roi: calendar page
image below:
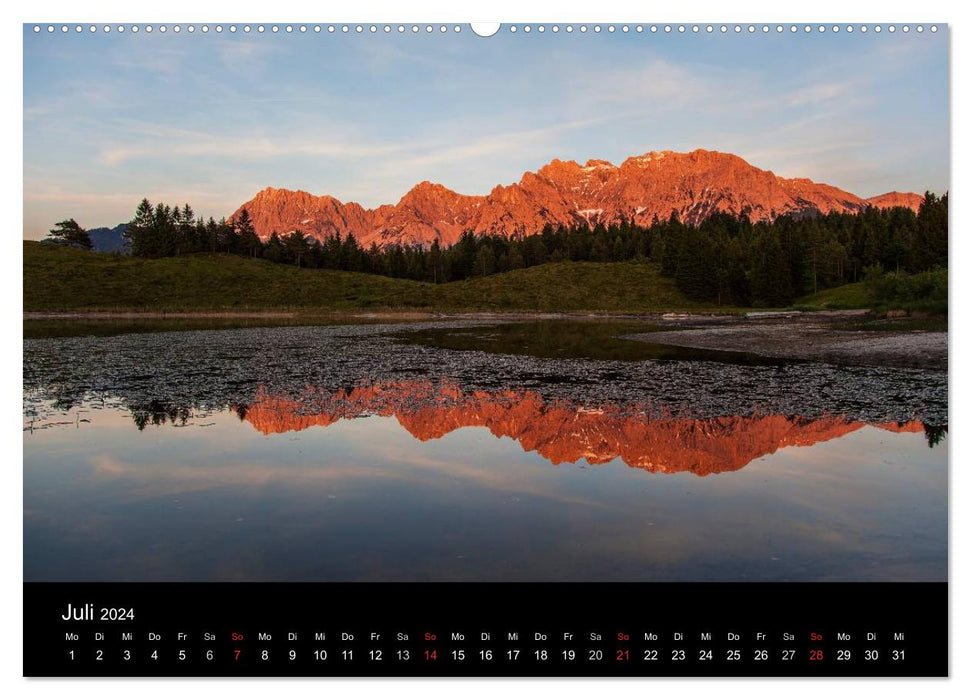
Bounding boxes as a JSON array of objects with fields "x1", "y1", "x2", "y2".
[{"x1": 22, "y1": 20, "x2": 948, "y2": 677}]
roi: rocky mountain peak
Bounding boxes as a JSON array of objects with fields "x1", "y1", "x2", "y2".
[{"x1": 231, "y1": 150, "x2": 923, "y2": 248}]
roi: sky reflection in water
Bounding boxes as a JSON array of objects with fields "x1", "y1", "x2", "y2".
[{"x1": 24, "y1": 397, "x2": 946, "y2": 583}]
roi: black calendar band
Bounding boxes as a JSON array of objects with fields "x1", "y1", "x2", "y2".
[{"x1": 24, "y1": 582, "x2": 947, "y2": 677}]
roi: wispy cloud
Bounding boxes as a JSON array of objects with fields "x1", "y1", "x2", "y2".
[
  {"x1": 370, "y1": 115, "x2": 618, "y2": 179},
  {"x1": 787, "y1": 82, "x2": 850, "y2": 106},
  {"x1": 108, "y1": 43, "x2": 188, "y2": 79},
  {"x1": 94, "y1": 113, "x2": 615, "y2": 180},
  {"x1": 97, "y1": 131, "x2": 411, "y2": 166},
  {"x1": 568, "y1": 57, "x2": 725, "y2": 107},
  {"x1": 214, "y1": 38, "x2": 282, "y2": 76}
]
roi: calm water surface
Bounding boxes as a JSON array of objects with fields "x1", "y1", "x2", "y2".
[{"x1": 23, "y1": 321, "x2": 947, "y2": 582}]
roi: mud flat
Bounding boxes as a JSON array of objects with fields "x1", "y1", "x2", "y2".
[{"x1": 629, "y1": 312, "x2": 947, "y2": 371}]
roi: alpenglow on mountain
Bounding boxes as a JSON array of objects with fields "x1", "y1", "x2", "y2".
[{"x1": 232, "y1": 149, "x2": 923, "y2": 248}]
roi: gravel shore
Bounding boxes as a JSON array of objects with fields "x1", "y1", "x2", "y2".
[{"x1": 629, "y1": 313, "x2": 947, "y2": 370}]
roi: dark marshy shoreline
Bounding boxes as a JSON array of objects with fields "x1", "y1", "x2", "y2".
[{"x1": 23, "y1": 309, "x2": 947, "y2": 370}]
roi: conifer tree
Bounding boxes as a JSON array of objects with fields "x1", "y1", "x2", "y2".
[
  {"x1": 234, "y1": 208, "x2": 261, "y2": 258},
  {"x1": 47, "y1": 218, "x2": 93, "y2": 249},
  {"x1": 124, "y1": 198, "x2": 154, "y2": 256}
]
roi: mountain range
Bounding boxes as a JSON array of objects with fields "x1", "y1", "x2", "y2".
[
  {"x1": 86, "y1": 223, "x2": 129, "y2": 253},
  {"x1": 232, "y1": 149, "x2": 923, "y2": 249}
]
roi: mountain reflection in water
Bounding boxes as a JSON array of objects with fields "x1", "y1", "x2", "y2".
[
  {"x1": 23, "y1": 322, "x2": 947, "y2": 582},
  {"x1": 238, "y1": 382, "x2": 929, "y2": 476}
]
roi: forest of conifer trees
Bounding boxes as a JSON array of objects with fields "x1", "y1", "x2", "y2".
[{"x1": 109, "y1": 193, "x2": 948, "y2": 308}]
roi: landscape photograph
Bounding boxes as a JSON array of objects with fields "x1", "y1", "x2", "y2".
[{"x1": 23, "y1": 24, "x2": 947, "y2": 583}]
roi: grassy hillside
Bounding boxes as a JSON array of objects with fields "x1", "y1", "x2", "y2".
[
  {"x1": 23, "y1": 241, "x2": 698, "y2": 313},
  {"x1": 798, "y1": 268, "x2": 947, "y2": 315},
  {"x1": 797, "y1": 282, "x2": 871, "y2": 310}
]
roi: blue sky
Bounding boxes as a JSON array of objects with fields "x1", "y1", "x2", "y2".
[{"x1": 23, "y1": 25, "x2": 948, "y2": 238}]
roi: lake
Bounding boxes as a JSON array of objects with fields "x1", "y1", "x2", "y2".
[{"x1": 23, "y1": 320, "x2": 948, "y2": 582}]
